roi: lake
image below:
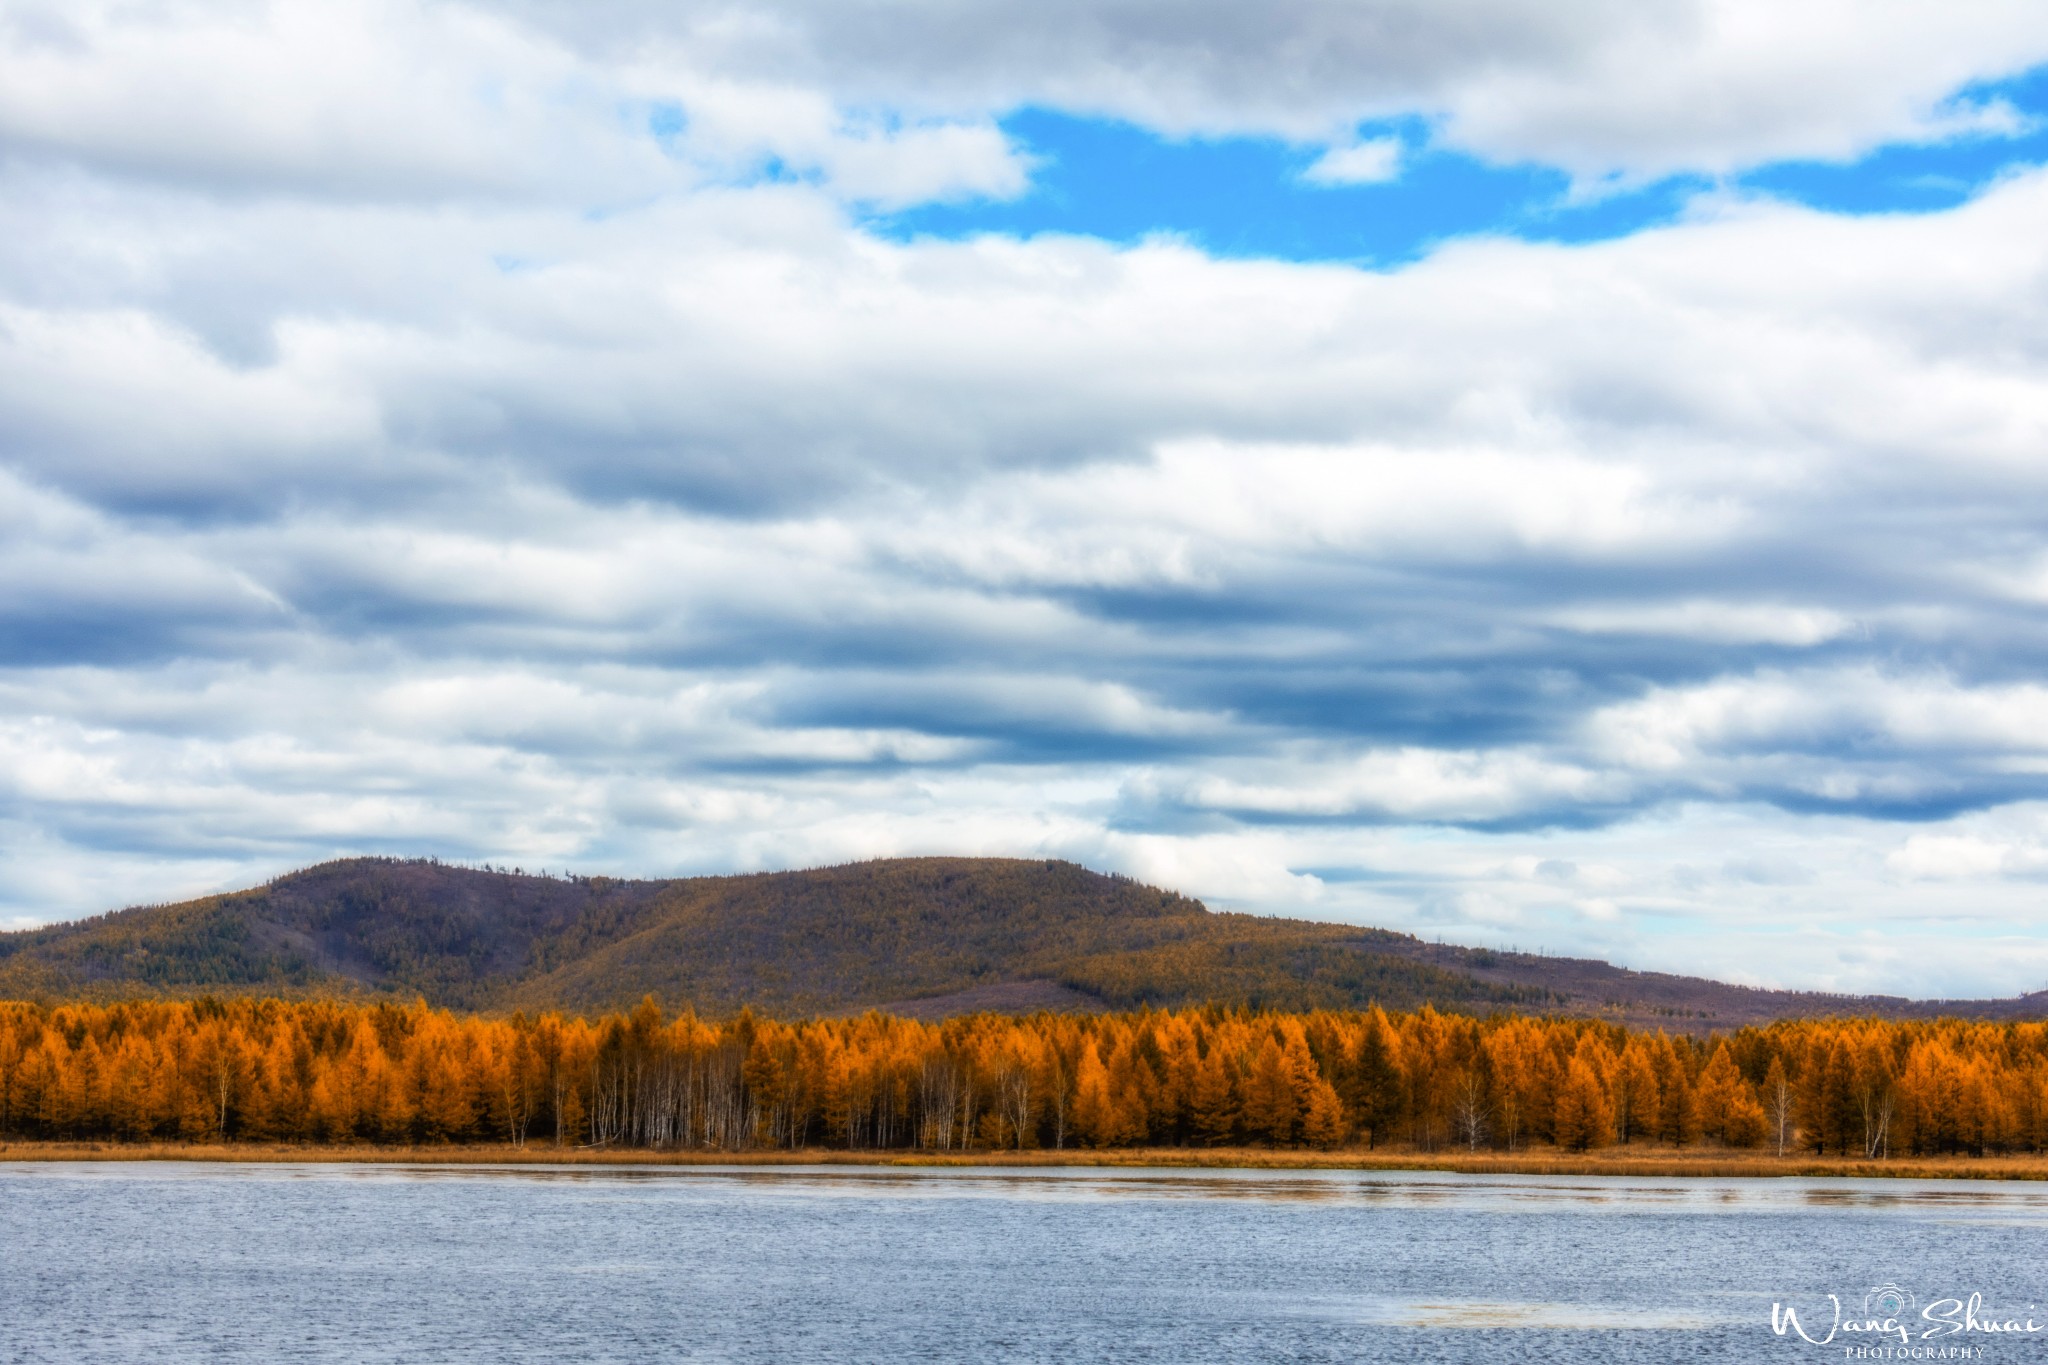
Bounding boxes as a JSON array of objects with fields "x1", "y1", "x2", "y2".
[{"x1": 3, "y1": 1163, "x2": 2045, "y2": 1363}]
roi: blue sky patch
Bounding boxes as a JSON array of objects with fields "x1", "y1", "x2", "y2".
[
  {"x1": 875, "y1": 66, "x2": 2048, "y2": 263},
  {"x1": 1743, "y1": 68, "x2": 2048, "y2": 214}
]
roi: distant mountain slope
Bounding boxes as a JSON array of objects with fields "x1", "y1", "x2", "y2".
[
  {"x1": 2, "y1": 856, "x2": 2041, "y2": 1028},
  {"x1": 0, "y1": 857, "x2": 1511, "y2": 1017}
]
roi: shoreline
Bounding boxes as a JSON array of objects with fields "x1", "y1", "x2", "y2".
[{"x1": 4, "y1": 1141, "x2": 2046, "y2": 1180}]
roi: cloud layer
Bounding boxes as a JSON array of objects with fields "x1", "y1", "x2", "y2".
[{"x1": 4, "y1": 0, "x2": 2048, "y2": 997}]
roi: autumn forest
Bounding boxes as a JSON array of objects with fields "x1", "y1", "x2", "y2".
[{"x1": 6, "y1": 996, "x2": 2048, "y2": 1161}]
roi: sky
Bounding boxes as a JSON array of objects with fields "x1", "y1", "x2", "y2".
[{"x1": 5, "y1": 0, "x2": 2048, "y2": 998}]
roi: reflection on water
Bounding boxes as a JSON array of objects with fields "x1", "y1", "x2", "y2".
[
  {"x1": 3, "y1": 1162, "x2": 2044, "y2": 1363},
  {"x1": 1350, "y1": 1301, "x2": 1724, "y2": 1330},
  {"x1": 92, "y1": 1157, "x2": 2048, "y2": 1211},
  {"x1": 291, "y1": 1160, "x2": 2048, "y2": 1222}
]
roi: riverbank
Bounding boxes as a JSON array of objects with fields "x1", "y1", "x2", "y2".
[{"x1": 5, "y1": 1140, "x2": 2046, "y2": 1180}]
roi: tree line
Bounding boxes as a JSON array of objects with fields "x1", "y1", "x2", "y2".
[{"x1": 0, "y1": 997, "x2": 2041, "y2": 1157}]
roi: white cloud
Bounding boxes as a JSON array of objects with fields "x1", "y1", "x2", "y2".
[
  {"x1": 0, "y1": 0, "x2": 1031, "y2": 208},
  {"x1": 3, "y1": 0, "x2": 2048, "y2": 999},
  {"x1": 1546, "y1": 601, "x2": 1854, "y2": 646},
  {"x1": 1145, "y1": 748, "x2": 1618, "y2": 824},
  {"x1": 503, "y1": 0, "x2": 2048, "y2": 178},
  {"x1": 2, "y1": 0, "x2": 2040, "y2": 210},
  {"x1": 1432, "y1": 0, "x2": 2048, "y2": 177},
  {"x1": 0, "y1": 0, "x2": 633, "y2": 198},
  {"x1": 1588, "y1": 670, "x2": 2048, "y2": 772},
  {"x1": 1302, "y1": 137, "x2": 1403, "y2": 186},
  {"x1": 1887, "y1": 834, "x2": 2020, "y2": 880}
]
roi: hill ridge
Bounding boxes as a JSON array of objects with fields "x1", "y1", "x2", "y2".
[{"x1": 1, "y1": 855, "x2": 2041, "y2": 1030}]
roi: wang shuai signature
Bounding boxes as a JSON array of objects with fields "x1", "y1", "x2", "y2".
[{"x1": 1772, "y1": 1284, "x2": 2044, "y2": 1351}]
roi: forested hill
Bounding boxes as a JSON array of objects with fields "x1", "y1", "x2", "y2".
[
  {"x1": 0, "y1": 857, "x2": 1499, "y2": 1017},
  {"x1": 1, "y1": 856, "x2": 2041, "y2": 1028}
]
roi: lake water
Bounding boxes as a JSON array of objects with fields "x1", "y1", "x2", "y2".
[{"x1": 4, "y1": 1163, "x2": 2046, "y2": 1364}]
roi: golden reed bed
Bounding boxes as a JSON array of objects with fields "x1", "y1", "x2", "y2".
[{"x1": 6, "y1": 1140, "x2": 2048, "y2": 1181}]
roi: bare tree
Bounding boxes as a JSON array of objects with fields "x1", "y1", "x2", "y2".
[
  {"x1": 996, "y1": 1063, "x2": 1032, "y2": 1150},
  {"x1": 194, "y1": 1022, "x2": 242, "y2": 1142},
  {"x1": 497, "y1": 1034, "x2": 537, "y2": 1148},
  {"x1": 1047, "y1": 1052, "x2": 1070, "y2": 1150},
  {"x1": 1862, "y1": 1086, "x2": 1894, "y2": 1160},
  {"x1": 1494, "y1": 1093, "x2": 1521, "y2": 1152},
  {"x1": 1764, "y1": 1062, "x2": 1795, "y2": 1157},
  {"x1": 1451, "y1": 1070, "x2": 1489, "y2": 1152},
  {"x1": 918, "y1": 1057, "x2": 963, "y2": 1149}
]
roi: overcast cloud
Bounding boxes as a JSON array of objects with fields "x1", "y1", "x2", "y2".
[{"x1": 4, "y1": 0, "x2": 2048, "y2": 996}]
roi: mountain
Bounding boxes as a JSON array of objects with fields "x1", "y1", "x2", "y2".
[{"x1": 1, "y1": 856, "x2": 2041, "y2": 1029}]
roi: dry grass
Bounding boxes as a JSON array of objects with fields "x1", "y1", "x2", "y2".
[{"x1": 4, "y1": 1140, "x2": 2047, "y2": 1180}]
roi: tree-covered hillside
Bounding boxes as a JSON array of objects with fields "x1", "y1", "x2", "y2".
[
  {"x1": 4, "y1": 857, "x2": 2037, "y2": 1027},
  {"x1": 0, "y1": 857, "x2": 1526, "y2": 1016}
]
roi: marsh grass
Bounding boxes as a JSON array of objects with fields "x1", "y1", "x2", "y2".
[{"x1": 5, "y1": 1141, "x2": 2046, "y2": 1180}]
